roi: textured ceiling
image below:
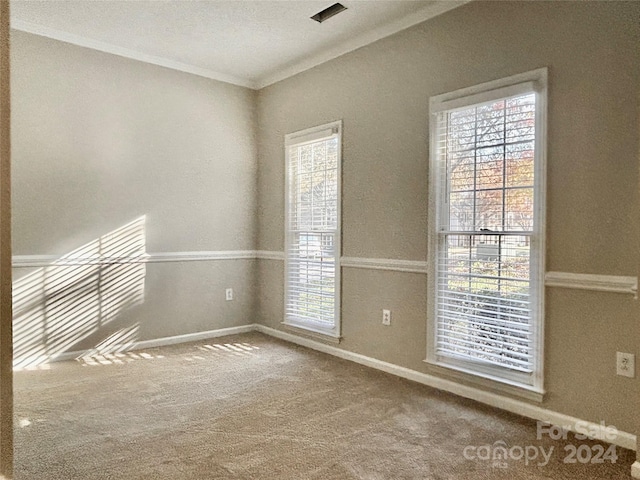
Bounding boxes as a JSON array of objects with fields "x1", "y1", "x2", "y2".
[{"x1": 10, "y1": 0, "x2": 466, "y2": 88}]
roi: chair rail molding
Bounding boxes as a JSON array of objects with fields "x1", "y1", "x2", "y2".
[
  {"x1": 12, "y1": 250, "x2": 260, "y2": 268},
  {"x1": 340, "y1": 256, "x2": 428, "y2": 274},
  {"x1": 545, "y1": 271, "x2": 638, "y2": 296}
]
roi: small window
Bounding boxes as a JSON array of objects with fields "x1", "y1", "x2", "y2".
[
  {"x1": 284, "y1": 121, "x2": 342, "y2": 337},
  {"x1": 427, "y1": 69, "x2": 547, "y2": 392}
]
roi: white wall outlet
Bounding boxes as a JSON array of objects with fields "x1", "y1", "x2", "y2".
[
  {"x1": 225, "y1": 288, "x2": 233, "y2": 301},
  {"x1": 616, "y1": 352, "x2": 635, "y2": 378},
  {"x1": 382, "y1": 309, "x2": 391, "y2": 326}
]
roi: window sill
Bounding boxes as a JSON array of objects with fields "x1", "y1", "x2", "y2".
[
  {"x1": 423, "y1": 359, "x2": 545, "y2": 403},
  {"x1": 281, "y1": 322, "x2": 342, "y2": 344}
]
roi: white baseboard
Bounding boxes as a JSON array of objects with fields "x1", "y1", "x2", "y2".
[
  {"x1": 632, "y1": 461, "x2": 640, "y2": 479},
  {"x1": 14, "y1": 325, "x2": 255, "y2": 368},
  {"x1": 15, "y1": 322, "x2": 637, "y2": 454},
  {"x1": 132, "y1": 325, "x2": 255, "y2": 349},
  {"x1": 255, "y1": 324, "x2": 637, "y2": 451}
]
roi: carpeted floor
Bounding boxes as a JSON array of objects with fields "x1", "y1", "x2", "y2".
[{"x1": 13, "y1": 332, "x2": 635, "y2": 479}]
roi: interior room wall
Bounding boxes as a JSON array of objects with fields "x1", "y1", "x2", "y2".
[
  {"x1": 10, "y1": 31, "x2": 258, "y2": 359},
  {"x1": 8, "y1": 0, "x2": 640, "y2": 463},
  {"x1": 0, "y1": 3, "x2": 12, "y2": 478},
  {"x1": 256, "y1": 0, "x2": 640, "y2": 435},
  {"x1": 637, "y1": 83, "x2": 640, "y2": 467}
]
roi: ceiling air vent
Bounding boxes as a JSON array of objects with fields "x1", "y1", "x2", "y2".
[{"x1": 311, "y1": 3, "x2": 347, "y2": 23}]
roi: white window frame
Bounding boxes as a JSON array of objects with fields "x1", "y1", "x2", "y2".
[
  {"x1": 284, "y1": 120, "x2": 342, "y2": 338},
  {"x1": 426, "y1": 69, "x2": 547, "y2": 395}
]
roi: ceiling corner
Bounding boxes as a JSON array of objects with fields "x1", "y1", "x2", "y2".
[
  {"x1": 254, "y1": 0, "x2": 471, "y2": 90},
  {"x1": 11, "y1": 19, "x2": 258, "y2": 90}
]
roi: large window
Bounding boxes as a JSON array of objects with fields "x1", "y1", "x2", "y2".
[
  {"x1": 427, "y1": 70, "x2": 546, "y2": 392},
  {"x1": 284, "y1": 121, "x2": 341, "y2": 338}
]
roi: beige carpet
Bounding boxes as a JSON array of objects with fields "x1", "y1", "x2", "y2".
[{"x1": 13, "y1": 332, "x2": 634, "y2": 479}]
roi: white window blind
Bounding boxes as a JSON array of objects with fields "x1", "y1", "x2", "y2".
[
  {"x1": 428, "y1": 70, "x2": 546, "y2": 391},
  {"x1": 284, "y1": 121, "x2": 341, "y2": 337}
]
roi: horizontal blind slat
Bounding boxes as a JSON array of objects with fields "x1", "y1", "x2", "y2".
[
  {"x1": 436, "y1": 347, "x2": 533, "y2": 373},
  {"x1": 286, "y1": 132, "x2": 339, "y2": 330},
  {"x1": 436, "y1": 333, "x2": 531, "y2": 364},
  {"x1": 434, "y1": 91, "x2": 537, "y2": 376}
]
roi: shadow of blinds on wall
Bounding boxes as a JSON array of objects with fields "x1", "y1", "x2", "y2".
[
  {"x1": 12, "y1": 217, "x2": 147, "y2": 369},
  {"x1": 284, "y1": 121, "x2": 342, "y2": 338}
]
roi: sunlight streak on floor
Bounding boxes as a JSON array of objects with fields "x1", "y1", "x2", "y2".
[{"x1": 74, "y1": 341, "x2": 261, "y2": 367}]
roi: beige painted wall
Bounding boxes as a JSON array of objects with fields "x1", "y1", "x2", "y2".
[
  {"x1": 0, "y1": 2, "x2": 12, "y2": 478},
  {"x1": 256, "y1": 1, "x2": 640, "y2": 434},
  {"x1": 10, "y1": 31, "x2": 258, "y2": 351},
  {"x1": 7, "y1": 0, "x2": 640, "y2": 464},
  {"x1": 637, "y1": 65, "x2": 640, "y2": 464}
]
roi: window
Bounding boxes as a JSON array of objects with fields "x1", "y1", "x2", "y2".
[
  {"x1": 427, "y1": 69, "x2": 547, "y2": 392},
  {"x1": 284, "y1": 121, "x2": 342, "y2": 338}
]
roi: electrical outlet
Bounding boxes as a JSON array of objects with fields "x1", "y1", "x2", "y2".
[
  {"x1": 382, "y1": 309, "x2": 391, "y2": 326},
  {"x1": 616, "y1": 352, "x2": 635, "y2": 378},
  {"x1": 225, "y1": 288, "x2": 233, "y2": 301}
]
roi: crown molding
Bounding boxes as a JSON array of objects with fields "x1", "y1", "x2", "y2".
[
  {"x1": 255, "y1": 0, "x2": 470, "y2": 89},
  {"x1": 11, "y1": 1, "x2": 470, "y2": 91},
  {"x1": 10, "y1": 19, "x2": 258, "y2": 89}
]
